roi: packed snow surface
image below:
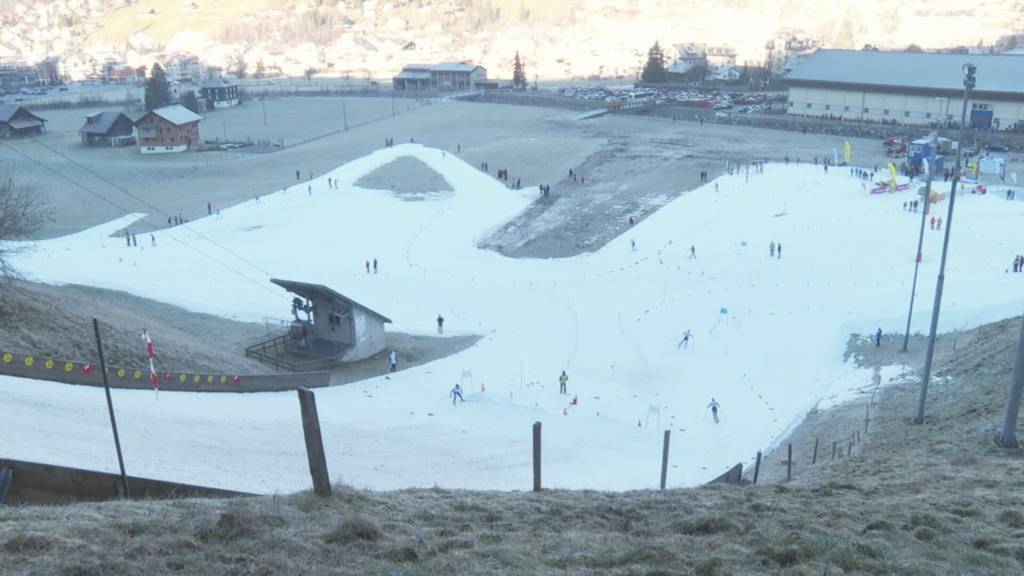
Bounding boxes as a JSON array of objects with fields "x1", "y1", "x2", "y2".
[{"x1": 3, "y1": 145, "x2": 1022, "y2": 493}]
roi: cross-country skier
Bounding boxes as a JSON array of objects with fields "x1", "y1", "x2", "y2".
[
  {"x1": 678, "y1": 329, "x2": 693, "y2": 349},
  {"x1": 451, "y1": 384, "x2": 464, "y2": 405},
  {"x1": 389, "y1": 350, "x2": 398, "y2": 372},
  {"x1": 708, "y1": 398, "x2": 720, "y2": 424},
  {"x1": 559, "y1": 370, "x2": 568, "y2": 394}
]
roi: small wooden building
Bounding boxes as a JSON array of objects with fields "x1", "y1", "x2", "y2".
[
  {"x1": 0, "y1": 105, "x2": 45, "y2": 138},
  {"x1": 135, "y1": 104, "x2": 202, "y2": 154},
  {"x1": 199, "y1": 77, "x2": 240, "y2": 109},
  {"x1": 79, "y1": 111, "x2": 135, "y2": 146},
  {"x1": 271, "y1": 278, "x2": 391, "y2": 362},
  {"x1": 393, "y1": 62, "x2": 487, "y2": 91}
]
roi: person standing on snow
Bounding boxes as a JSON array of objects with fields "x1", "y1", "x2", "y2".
[
  {"x1": 373, "y1": 258, "x2": 378, "y2": 274},
  {"x1": 437, "y1": 314, "x2": 445, "y2": 335},
  {"x1": 678, "y1": 329, "x2": 693, "y2": 349},
  {"x1": 689, "y1": 245, "x2": 696, "y2": 259},
  {"x1": 708, "y1": 398, "x2": 720, "y2": 424},
  {"x1": 559, "y1": 370, "x2": 568, "y2": 394},
  {"x1": 451, "y1": 384, "x2": 464, "y2": 405},
  {"x1": 936, "y1": 217, "x2": 942, "y2": 230},
  {"x1": 875, "y1": 328, "x2": 882, "y2": 347},
  {"x1": 930, "y1": 216, "x2": 936, "y2": 229},
  {"x1": 365, "y1": 260, "x2": 370, "y2": 274},
  {"x1": 769, "y1": 241, "x2": 776, "y2": 257},
  {"x1": 777, "y1": 242, "x2": 782, "y2": 259},
  {"x1": 630, "y1": 238, "x2": 636, "y2": 251},
  {"x1": 389, "y1": 350, "x2": 398, "y2": 373}
]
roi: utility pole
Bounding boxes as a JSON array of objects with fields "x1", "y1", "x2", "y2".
[
  {"x1": 916, "y1": 63, "x2": 976, "y2": 425},
  {"x1": 261, "y1": 100, "x2": 266, "y2": 125},
  {"x1": 342, "y1": 100, "x2": 348, "y2": 130},
  {"x1": 996, "y1": 316, "x2": 1024, "y2": 447},
  {"x1": 902, "y1": 136, "x2": 938, "y2": 352}
]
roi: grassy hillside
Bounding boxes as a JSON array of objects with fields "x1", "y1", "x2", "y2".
[
  {"x1": 88, "y1": 0, "x2": 272, "y2": 46},
  {"x1": 3, "y1": 316, "x2": 1024, "y2": 575}
]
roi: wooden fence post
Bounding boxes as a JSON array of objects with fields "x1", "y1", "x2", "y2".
[
  {"x1": 659, "y1": 430, "x2": 671, "y2": 490},
  {"x1": 532, "y1": 421, "x2": 542, "y2": 492},
  {"x1": 832, "y1": 441, "x2": 837, "y2": 461},
  {"x1": 297, "y1": 388, "x2": 331, "y2": 497},
  {"x1": 753, "y1": 451, "x2": 762, "y2": 485},
  {"x1": 786, "y1": 443, "x2": 793, "y2": 482},
  {"x1": 864, "y1": 403, "x2": 870, "y2": 433},
  {"x1": 812, "y1": 438, "x2": 819, "y2": 465}
]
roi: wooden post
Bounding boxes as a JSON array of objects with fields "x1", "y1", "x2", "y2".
[
  {"x1": 832, "y1": 441, "x2": 837, "y2": 461},
  {"x1": 297, "y1": 388, "x2": 331, "y2": 497},
  {"x1": 856, "y1": 430, "x2": 861, "y2": 444},
  {"x1": 848, "y1": 440, "x2": 853, "y2": 457},
  {"x1": 659, "y1": 430, "x2": 671, "y2": 490},
  {"x1": 752, "y1": 451, "x2": 762, "y2": 485},
  {"x1": 532, "y1": 421, "x2": 542, "y2": 492},
  {"x1": 786, "y1": 443, "x2": 793, "y2": 482},
  {"x1": 864, "y1": 403, "x2": 870, "y2": 433},
  {"x1": 812, "y1": 438, "x2": 819, "y2": 465},
  {"x1": 93, "y1": 319, "x2": 129, "y2": 499}
]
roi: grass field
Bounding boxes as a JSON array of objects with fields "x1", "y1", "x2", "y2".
[{"x1": 88, "y1": 0, "x2": 272, "y2": 46}]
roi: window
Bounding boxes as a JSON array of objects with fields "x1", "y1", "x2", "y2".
[
  {"x1": 805, "y1": 103, "x2": 812, "y2": 109},
  {"x1": 904, "y1": 111, "x2": 910, "y2": 117},
  {"x1": 863, "y1": 107, "x2": 869, "y2": 113},
  {"x1": 788, "y1": 101, "x2": 794, "y2": 107},
  {"x1": 883, "y1": 109, "x2": 890, "y2": 115},
  {"x1": 844, "y1": 106, "x2": 850, "y2": 112},
  {"x1": 824, "y1": 104, "x2": 831, "y2": 111},
  {"x1": 925, "y1": 112, "x2": 932, "y2": 119}
]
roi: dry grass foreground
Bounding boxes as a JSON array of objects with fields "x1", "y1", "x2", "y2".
[{"x1": 3, "y1": 317, "x2": 1024, "y2": 575}]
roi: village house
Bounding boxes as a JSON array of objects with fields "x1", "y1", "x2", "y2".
[
  {"x1": 135, "y1": 104, "x2": 202, "y2": 154},
  {"x1": 0, "y1": 105, "x2": 46, "y2": 138},
  {"x1": 198, "y1": 76, "x2": 240, "y2": 109},
  {"x1": 79, "y1": 111, "x2": 135, "y2": 147},
  {"x1": 163, "y1": 54, "x2": 205, "y2": 82}
]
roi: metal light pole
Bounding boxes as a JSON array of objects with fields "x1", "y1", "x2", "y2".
[
  {"x1": 996, "y1": 316, "x2": 1024, "y2": 447},
  {"x1": 915, "y1": 63, "x2": 975, "y2": 425},
  {"x1": 902, "y1": 141, "x2": 937, "y2": 353}
]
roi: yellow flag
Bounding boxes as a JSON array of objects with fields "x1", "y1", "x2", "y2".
[
  {"x1": 888, "y1": 163, "x2": 898, "y2": 193},
  {"x1": 844, "y1": 141, "x2": 851, "y2": 164}
]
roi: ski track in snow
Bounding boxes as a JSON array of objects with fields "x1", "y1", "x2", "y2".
[{"x1": 2, "y1": 144, "x2": 1023, "y2": 493}]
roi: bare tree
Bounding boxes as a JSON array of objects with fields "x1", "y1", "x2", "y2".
[{"x1": 0, "y1": 177, "x2": 50, "y2": 281}]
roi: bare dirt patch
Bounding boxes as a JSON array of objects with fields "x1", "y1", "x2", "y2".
[{"x1": 354, "y1": 156, "x2": 453, "y2": 200}]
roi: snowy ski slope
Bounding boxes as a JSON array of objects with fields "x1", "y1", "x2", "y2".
[{"x1": 2, "y1": 144, "x2": 1022, "y2": 493}]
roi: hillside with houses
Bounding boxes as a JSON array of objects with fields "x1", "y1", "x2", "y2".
[{"x1": 2, "y1": 0, "x2": 1023, "y2": 85}]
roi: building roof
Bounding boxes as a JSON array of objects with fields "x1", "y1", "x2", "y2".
[
  {"x1": 785, "y1": 49, "x2": 1024, "y2": 95},
  {"x1": 667, "y1": 61, "x2": 696, "y2": 75},
  {"x1": 201, "y1": 77, "x2": 238, "y2": 89},
  {"x1": 0, "y1": 104, "x2": 45, "y2": 124},
  {"x1": 430, "y1": 62, "x2": 483, "y2": 73},
  {"x1": 79, "y1": 111, "x2": 131, "y2": 135},
  {"x1": 270, "y1": 279, "x2": 392, "y2": 323},
  {"x1": 394, "y1": 70, "x2": 431, "y2": 80},
  {"x1": 141, "y1": 104, "x2": 203, "y2": 126}
]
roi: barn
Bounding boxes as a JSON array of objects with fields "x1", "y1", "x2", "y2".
[
  {"x1": 79, "y1": 111, "x2": 135, "y2": 146},
  {"x1": 135, "y1": 104, "x2": 202, "y2": 154},
  {"x1": 785, "y1": 50, "x2": 1024, "y2": 130},
  {"x1": 0, "y1": 105, "x2": 45, "y2": 138},
  {"x1": 393, "y1": 62, "x2": 487, "y2": 91}
]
